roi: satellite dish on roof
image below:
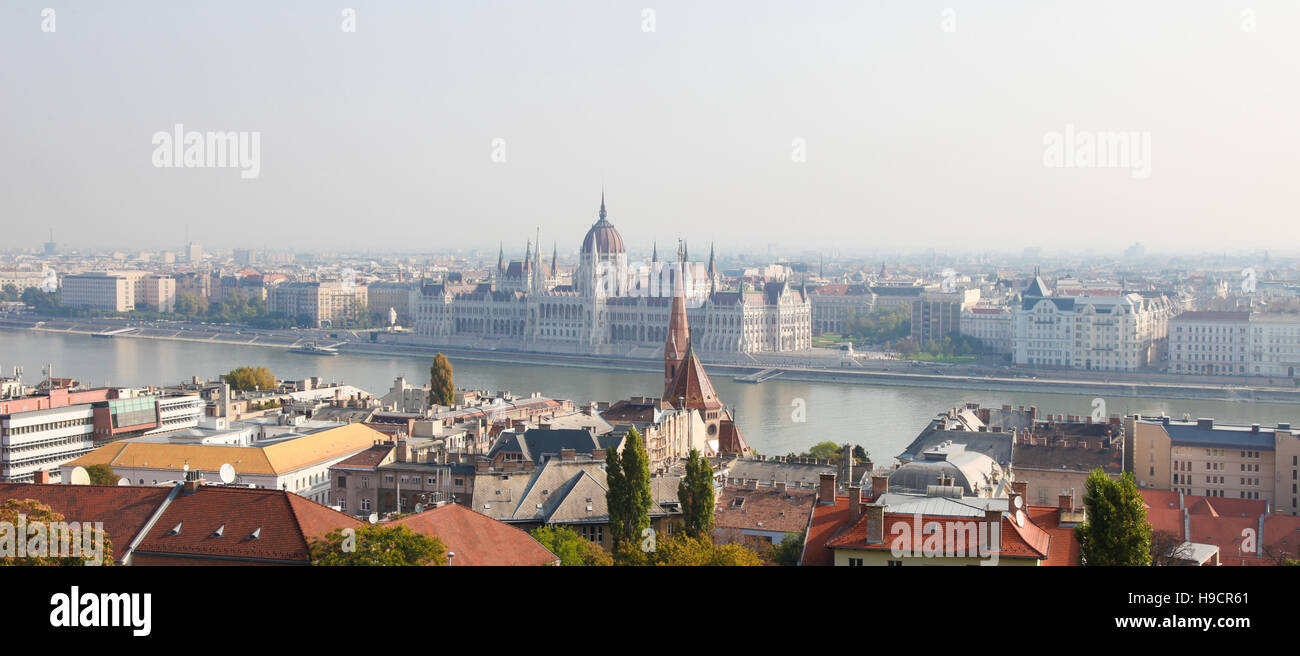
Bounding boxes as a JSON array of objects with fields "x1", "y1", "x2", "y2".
[
  {"x1": 117, "y1": 477, "x2": 131, "y2": 486},
  {"x1": 1011, "y1": 495, "x2": 1023, "y2": 509},
  {"x1": 69, "y1": 467, "x2": 90, "y2": 485},
  {"x1": 367, "y1": 513, "x2": 379, "y2": 525},
  {"x1": 218, "y1": 463, "x2": 236, "y2": 484}
]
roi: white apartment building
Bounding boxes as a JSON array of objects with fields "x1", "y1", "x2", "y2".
[
  {"x1": 1169, "y1": 311, "x2": 1250, "y2": 375},
  {"x1": 960, "y1": 305, "x2": 1013, "y2": 354},
  {"x1": 1013, "y1": 276, "x2": 1175, "y2": 372},
  {"x1": 1249, "y1": 313, "x2": 1300, "y2": 378},
  {"x1": 61, "y1": 273, "x2": 134, "y2": 312}
]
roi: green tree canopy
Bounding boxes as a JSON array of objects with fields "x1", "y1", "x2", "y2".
[
  {"x1": 0, "y1": 499, "x2": 114, "y2": 566},
  {"x1": 309, "y1": 524, "x2": 447, "y2": 566},
  {"x1": 606, "y1": 427, "x2": 652, "y2": 558},
  {"x1": 649, "y1": 533, "x2": 763, "y2": 566},
  {"x1": 769, "y1": 532, "x2": 806, "y2": 566},
  {"x1": 223, "y1": 366, "x2": 277, "y2": 392},
  {"x1": 677, "y1": 448, "x2": 716, "y2": 538},
  {"x1": 428, "y1": 353, "x2": 455, "y2": 407},
  {"x1": 529, "y1": 525, "x2": 613, "y2": 566},
  {"x1": 1076, "y1": 469, "x2": 1152, "y2": 566},
  {"x1": 84, "y1": 464, "x2": 119, "y2": 486}
]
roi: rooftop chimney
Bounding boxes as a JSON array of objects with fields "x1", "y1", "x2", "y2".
[
  {"x1": 984, "y1": 508, "x2": 1003, "y2": 552},
  {"x1": 560, "y1": 447, "x2": 576, "y2": 462},
  {"x1": 1011, "y1": 480, "x2": 1028, "y2": 500},
  {"x1": 864, "y1": 504, "x2": 884, "y2": 545},
  {"x1": 870, "y1": 474, "x2": 888, "y2": 501},
  {"x1": 33, "y1": 470, "x2": 52, "y2": 484},
  {"x1": 1196, "y1": 418, "x2": 1214, "y2": 429},
  {"x1": 818, "y1": 472, "x2": 836, "y2": 505},
  {"x1": 182, "y1": 469, "x2": 202, "y2": 495},
  {"x1": 848, "y1": 486, "x2": 863, "y2": 525},
  {"x1": 1058, "y1": 493, "x2": 1074, "y2": 510},
  {"x1": 591, "y1": 448, "x2": 606, "y2": 461}
]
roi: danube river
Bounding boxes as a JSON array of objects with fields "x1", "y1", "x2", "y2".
[{"x1": 3, "y1": 331, "x2": 1298, "y2": 462}]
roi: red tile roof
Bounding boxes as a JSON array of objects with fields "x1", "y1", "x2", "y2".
[
  {"x1": 804, "y1": 496, "x2": 1078, "y2": 565},
  {"x1": 391, "y1": 504, "x2": 558, "y2": 566},
  {"x1": 1140, "y1": 489, "x2": 1299, "y2": 566},
  {"x1": 135, "y1": 485, "x2": 359, "y2": 564},
  {"x1": 802, "y1": 496, "x2": 854, "y2": 566},
  {"x1": 715, "y1": 486, "x2": 818, "y2": 535},
  {"x1": 0, "y1": 483, "x2": 174, "y2": 563}
]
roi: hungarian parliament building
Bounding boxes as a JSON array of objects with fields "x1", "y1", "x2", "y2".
[{"x1": 408, "y1": 196, "x2": 812, "y2": 357}]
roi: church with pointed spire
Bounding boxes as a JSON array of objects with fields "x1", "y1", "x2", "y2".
[{"x1": 410, "y1": 192, "x2": 811, "y2": 360}]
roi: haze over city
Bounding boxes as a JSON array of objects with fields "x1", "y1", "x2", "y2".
[{"x1": 4, "y1": 1, "x2": 1298, "y2": 254}]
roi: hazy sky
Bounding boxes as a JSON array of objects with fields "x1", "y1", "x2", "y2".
[{"x1": 3, "y1": 1, "x2": 1298, "y2": 256}]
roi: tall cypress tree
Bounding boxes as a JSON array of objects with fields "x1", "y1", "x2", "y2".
[
  {"x1": 1076, "y1": 469, "x2": 1152, "y2": 566},
  {"x1": 427, "y1": 352, "x2": 455, "y2": 407},
  {"x1": 678, "y1": 448, "x2": 715, "y2": 537},
  {"x1": 606, "y1": 428, "x2": 653, "y2": 548},
  {"x1": 605, "y1": 446, "x2": 627, "y2": 547}
]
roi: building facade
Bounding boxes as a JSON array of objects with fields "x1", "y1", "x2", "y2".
[
  {"x1": 269, "y1": 280, "x2": 369, "y2": 327},
  {"x1": 408, "y1": 196, "x2": 811, "y2": 356},
  {"x1": 960, "y1": 305, "x2": 1013, "y2": 354},
  {"x1": 61, "y1": 273, "x2": 133, "y2": 312},
  {"x1": 1127, "y1": 415, "x2": 1300, "y2": 514},
  {"x1": 1168, "y1": 311, "x2": 1250, "y2": 375},
  {"x1": 1013, "y1": 274, "x2": 1175, "y2": 371}
]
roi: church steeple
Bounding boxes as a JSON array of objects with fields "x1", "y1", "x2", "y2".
[
  {"x1": 664, "y1": 240, "x2": 691, "y2": 397},
  {"x1": 497, "y1": 242, "x2": 505, "y2": 273},
  {"x1": 550, "y1": 242, "x2": 558, "y2": 277}
]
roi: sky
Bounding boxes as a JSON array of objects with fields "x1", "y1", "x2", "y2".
[{"x1": 2, "y1": 1, "x2": 1298, "y2": 256}]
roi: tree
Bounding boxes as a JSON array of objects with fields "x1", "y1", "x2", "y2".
[
  {"x1": 84, "y1": 464, "x2": 118, "y2": 486},
  {"x1": 1, "y1": 283, "x2": 19, "y2": 301},
  {"x1": 649, "y1": 533, "x2": 763, "y2": 566},
  {"x1": 223, "y1": 366, "x2": 277, "y2": 392},
  {"x1": 428, "y1": 353, "x2": 455, "y2": 407},
  {"x1": 1150, "y1": 529, "x2": 1195, "y2": 566},
  {"x1": 0, "y1": 499, "x2": 114, "y2": 566},
  {"x1": 1076, "y1": 469, "x2": 1152, "y2": 566},
  {"x1": 769, "y1": 531, "x2": 806, "y2": 566},
  {"x1": 852, "y1": 445, "x2": 870, "y2": 464},
  {"x1": 807, "y1": 441, "x2": 840, "y2": 462},
  {"x1": 309, "y1": 524, "x2": 447, "y2": 566},
  {"x1": 677, "y1": 448, "x2": 715, "y2": 538},
  {"x1": 529, "y1": 525, "x2": 613, "y2": 566},
  {"x1": 606, "y1": 427, "x2": 652, "y2": 557}
]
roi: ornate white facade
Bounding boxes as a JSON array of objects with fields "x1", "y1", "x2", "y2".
[{"x1": 409, "y1": 196, "x2": 812, "y2": 356}]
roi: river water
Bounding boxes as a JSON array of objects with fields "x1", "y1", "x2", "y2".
[{"x1": 3, "y1": 331, "x2": 1297, "y2": 463}]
